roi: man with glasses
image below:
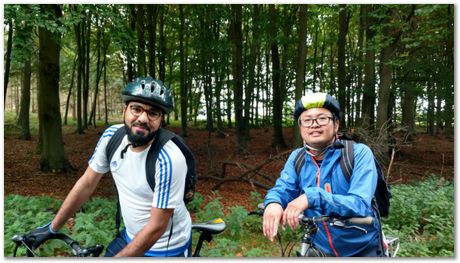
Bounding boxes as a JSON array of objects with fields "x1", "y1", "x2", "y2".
[
  {"x1": 25, "y1": 77, "x2": 193, "y2": 257},
  {"x1": 263, "y1": 93, "x2": 383, "y2": 256}
]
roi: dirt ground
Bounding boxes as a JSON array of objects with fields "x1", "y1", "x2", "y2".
[{"x1": 4, "y1": 125, "x2": 454, "y2": 210}]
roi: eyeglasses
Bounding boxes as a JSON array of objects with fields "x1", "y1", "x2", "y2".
[
  {"x1": 129, "y1": 105, "x2": 162, "y2": 121},
  {"x1": 298, "y1": 116, "x2": 333, "y2": 128}
]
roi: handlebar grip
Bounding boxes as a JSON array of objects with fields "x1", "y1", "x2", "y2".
[{"x1": 346, "y1": 217, "x2": 374, "y2": 225}]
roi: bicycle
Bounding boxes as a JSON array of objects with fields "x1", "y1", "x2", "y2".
[
  {"x1": 251, "y1": 203, "x2": 400, "y2": 257},
  {"x1": 11, "y1": 217, "x2": 227, "y2": 257}
]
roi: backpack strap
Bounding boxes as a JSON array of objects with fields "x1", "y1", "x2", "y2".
[
  {"x1": 106, "y1": 126, "x2": 127, "y2": 162},
  {"x1": 105, "y1": 126, "x2": 126, "y2": 236},
  {"x1": 294, "y1": 140, "x2": 355, "y2": 181},
  {"x1": 294, "y1": 148, "x2": 306, "y2": 176},
  {"x1": 170, "y1": 136, "x2": 196, "y2": 201},
  {"x1": 145, "y1": 129, "x2": 176, "y2": 193},
  {"x1": 339, "y1": 139, "x2": 355, "y2": 182}
]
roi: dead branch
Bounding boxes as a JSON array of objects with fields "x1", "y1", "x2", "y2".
[
  {"x1": 212, "y1": 149, "x2": 292, "y2": 190},
  {"x1": 386, "y1": 148, "x2": 395, "y2": 181}
]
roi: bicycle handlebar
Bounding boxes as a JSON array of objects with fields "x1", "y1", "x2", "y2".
[
  {"x1": 298, "y1": 214, "x2": 373, "y2": 225},
  {"x1": 250, "y1": 203, "x2": 374, "y2": 228},
  {"x1": 12, "y1": 233, "x2": 104, "y2": 257}
]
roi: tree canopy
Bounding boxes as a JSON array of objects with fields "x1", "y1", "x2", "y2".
[{"x1": 3, "y1": 4, "x2": 454, "y2": 169}]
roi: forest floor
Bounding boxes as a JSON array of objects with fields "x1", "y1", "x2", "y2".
[{"x1": 4, "y1": 125, "x2": 455, "y2": 211}]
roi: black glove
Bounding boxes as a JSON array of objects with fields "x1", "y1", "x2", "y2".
[{"x1": 25, "y1": 222, "x2": 59, "y2": 250}]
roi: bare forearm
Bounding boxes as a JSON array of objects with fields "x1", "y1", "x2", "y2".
[
  {"x1": 115, "y1": 224, "x2": 167, "y2": 257},
  {"x1": 51, "y1": 168, "x2": 102, "y2": 230},
  {"x1": 115, "y1": 207, "x2": 173, "y2": 257}
]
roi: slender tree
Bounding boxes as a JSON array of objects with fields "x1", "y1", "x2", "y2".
[
  {"x1": 179, "y1": 5, "x2": 188, "y2": 137},
  {"x1": 269, "y1": 4, "x2": 286, "y2": 149},
  {"x1": 136, "y1": 5, "x2": 146, "y2": 77},
  {"x1": 337, "y1": 4, "x2": 348, "y2": 126},
  {"x1": 360, "y1": 4, "x2": 376, "y2": 130},
  {"x1": 146, "y1": 4, "x2": 158, "y2": 78},
  {"x1": 4, "y1": 18, "x2": 13, "y2": 106},
  {"x1": 18, "y1": 57, "x2": 32, "y2": 140},
  {"x1": 294, "y1": 4, "x2": 308, "y2": 147},
  {"x1": 231, "y1": 4, "x2": 246, "y2": 154}
]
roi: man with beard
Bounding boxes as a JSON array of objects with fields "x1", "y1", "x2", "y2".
[{"x1": 25, "y1": 77, "x2": 192, "y2": 257}]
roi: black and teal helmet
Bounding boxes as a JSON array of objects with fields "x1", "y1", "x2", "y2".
[
  {"x1": 293, "y1": 93, "x2": 341, "y2": 121},
  {"x1": 122, "y1": 77, "x2": 174, "y2": 114}
]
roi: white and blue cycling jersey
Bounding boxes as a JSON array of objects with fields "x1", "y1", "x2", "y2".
[{"x1": 89, "y1": 124, "x2": 191, "y2": 256}]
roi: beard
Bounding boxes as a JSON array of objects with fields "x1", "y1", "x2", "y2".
[{"x1": 124, "y1": 121, "x2": 158, "y2": 147}]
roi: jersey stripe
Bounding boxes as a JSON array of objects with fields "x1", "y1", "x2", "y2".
[
  {"x1": 157, "y1": 153, "x2": 165, "y2": 208},
  {"x1": 157, "y1": 149, "x2": 173, "y2": 208},
  {"x1": 89, "y1": 125, "x2": 121, "y2": 164}
]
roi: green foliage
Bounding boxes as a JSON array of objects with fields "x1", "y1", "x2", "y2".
[
  {"x1": 72, "y1": 198, "x2": 118, "y2": 247},
  {"x1": 194, "y1": 191, "x2": 225, "y2": 222},
  {"x1": 382, "y1": 176, "x2": 454, "y2": 257},
  {"x1": 4, "y1": 177, "x2": 454, "y2": 257},
  {"x1": 4, "y1": 195, "x2": 65, "y2": 256},
  {"x1": 4, "y1": 196, "x2": 116, "y2": 257},
  {"x1": 186, "y1": 192, "x2": 204, "y2": 214}
]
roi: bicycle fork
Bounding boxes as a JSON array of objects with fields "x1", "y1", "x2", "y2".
[{"x1": 297, "y1": 222, "x2": 319, "y2": 257}]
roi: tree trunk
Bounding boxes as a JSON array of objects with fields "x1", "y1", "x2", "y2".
[
  {"x1": 199, "y1": 9, "x2": 214, "y2": 132},
  {"x1": 179, "y1": 5, "x2": 188, "y2": 137},
  {"x1": 64, "y1": 55, "x2": 77, "y2": 125},
  {"x1": 337, "y1": 4, "x2": 348, "y2": 126},
  {"x1": 269, "y1": 5, "x2": 286, "y2": 149},
  {"x1": 355, "y1": 5, "x2": 365, "y2": 125},
  {"x1": 89, "y1": 17, "x2": 102, "y2": 128},
  {"x1": 312, "y1": 24, "x2": 319, "y2": 93},
  {"x1": 147, "y1": 4, "x2": 158, "y2": 78},
  {"x1": 38, "y1": 4, "x2": 71, "y2": 172},
  {"x1": 245, "y1": 4, "x2": 260, "y2": 137},
  {"x1": 319, "y1": 31, "x2": 326, "y2": 91},
  {"x1": 4, "y1": 19, "x2": 13, "y2": 106},
  {"x1": 426, "y1": 80, "x2": 435, "y2": 135},
  {"x1": 19, "y1": 58, "x2": 32, "y2": 140},
  {"x1": 74, "y1": 9, "x2": 84, "y2": 134},
  {"x1": 360, "y1": 4, "x2": 376, "y2": 130},
  {"x1": 294, "y1": 4, "x2": 308, "y2": 147},
  {"x1": 376, "y1": 44, "x2": 393, "y2": 131},
  {"x1": 443, "y1": 5, "x2": 454, "y2": 137},
  {"x1": 83, "y1": 13, "x2": 91, "y2": 130},
  {"x1": 158, "y1": 5, "x2": 166, "y2": 81},
  {"x1": 127, "y1": 5, "x2": 136, "y2": 82},
  {"x1": 136, "y1": 5, "x2": 146, "y2": 77},
  {"x1": 231, "y1": 4, "x2": 246, "y2": 154}
]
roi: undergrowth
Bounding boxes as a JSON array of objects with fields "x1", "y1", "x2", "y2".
[{"x1": 4, "y1": 176, "x2": 454, "y2": 257}]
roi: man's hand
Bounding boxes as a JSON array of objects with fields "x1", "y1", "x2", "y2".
[
  {"x1": 282, "y1": 194, "x2": 308, "y2": 230},
  {"x1": 262, "y1": 203, "x2": 284, "y2": 242},
  {"x1": 25, "y1": 222, "x2": 58, "y2": 250}
]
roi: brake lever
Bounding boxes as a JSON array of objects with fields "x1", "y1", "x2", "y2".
[
  {"x1": 12, "y1": 234, "x2": 39, "y2": 257},
  {"x1": 329, "y1": 221, "x2": 368, "y2": 233},
  {"x1": 74, "y1": 245, "x2": 104, "y2": 257}
]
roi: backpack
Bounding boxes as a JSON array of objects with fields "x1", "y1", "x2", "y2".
[
  {"x1": 105, "y1": 126, "x2": 196, "y2": 233},
  {"x1": 294, "y1": 139, "x2": 391, "y2": 217}
]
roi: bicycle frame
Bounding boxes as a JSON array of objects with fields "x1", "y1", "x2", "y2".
[
  {"x1": 292, "y1": 215, "x2": 373, "y2": 257},
  {"x1": 252, "y1": 203, "x2": 395, "y2": 257}
]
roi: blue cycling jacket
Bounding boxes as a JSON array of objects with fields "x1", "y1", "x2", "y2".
[{"x1": 264, "y1": 142, "x2": 381, "y2": 257}]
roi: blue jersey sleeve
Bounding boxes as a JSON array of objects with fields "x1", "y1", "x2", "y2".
[{"x1": 264, "y1": 148, "x2": 304, "y2": 208}]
